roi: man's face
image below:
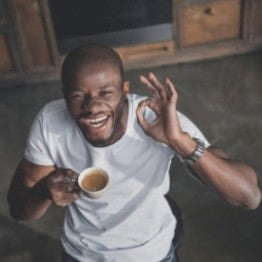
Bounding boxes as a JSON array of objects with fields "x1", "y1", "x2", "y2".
[{"x1": 63, "y1": 62, "x2": 129, "y2": 147}]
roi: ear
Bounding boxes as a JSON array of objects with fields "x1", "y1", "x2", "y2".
[{"x1": 123, "y1": 81, "x2": 130, "y2": 95}]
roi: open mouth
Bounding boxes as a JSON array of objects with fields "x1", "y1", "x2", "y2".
[{"x1": 81, "y1": 115, "x2": 110, "y2": 130}]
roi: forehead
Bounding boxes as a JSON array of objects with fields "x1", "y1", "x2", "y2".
[{"x1": 68, "y1": 61, "x2": 121, "y2": 90}]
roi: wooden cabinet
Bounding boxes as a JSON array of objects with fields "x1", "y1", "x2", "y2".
[
  {"x1": 0, "y1": 0, "x2": 262, "y2": 86},
  {"x1": 118, "y1": 0, "x2": 262, "y2": 69}
]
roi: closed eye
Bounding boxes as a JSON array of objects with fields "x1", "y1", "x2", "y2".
[
  {"x1": 69, "y1": 93, "x2": 84, "y2": 100},
  {"x1": 100, "y1": 91, "x2": 113, "y2": 97}
]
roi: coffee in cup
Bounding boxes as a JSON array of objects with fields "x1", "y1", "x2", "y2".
[{"x1": 78, "y1": 167, "x2": 109, "y2": 198}]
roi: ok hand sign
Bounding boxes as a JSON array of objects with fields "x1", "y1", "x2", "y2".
[{"x1": 136, "y1": 72, "x2": 184, "y2": 148}]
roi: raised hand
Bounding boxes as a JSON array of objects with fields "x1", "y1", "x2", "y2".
[
  {"x1": 47, "y1": 168, "x2": 80, "y2": 207},
  {"x1": 136, "y1": 72, "x2": 184, "y2": 148}
]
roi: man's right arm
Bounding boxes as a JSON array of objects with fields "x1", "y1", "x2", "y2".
[{"x1": 7, "y1": 158, "x2": 79, "y2": 221}]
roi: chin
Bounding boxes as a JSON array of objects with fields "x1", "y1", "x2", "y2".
[
  {"x1": 85, "y1": 135, "x2": 113, "y2": 147},
  {"x1": 88, "y1": 138, "x2": 111, "y2": 147},
  {"x1": 84, "y1": 129, "x2": 114, "y2": 147}
]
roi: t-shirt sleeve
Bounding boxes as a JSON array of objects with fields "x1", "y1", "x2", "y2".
[
  {"x1": 177, "y1": 111, "x2": 210, "y2": 148},
  {"x1": 24, "y1": 110, "x2": 55, "y2": 166}
]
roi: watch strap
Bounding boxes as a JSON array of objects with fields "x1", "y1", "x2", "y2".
[{"x1": 178, "y1": 138, "x2": 205, "y2": 166}]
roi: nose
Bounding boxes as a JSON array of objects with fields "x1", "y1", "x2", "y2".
[{"x1": 81, "y1": 97, "x2": 104, "y2": 115}]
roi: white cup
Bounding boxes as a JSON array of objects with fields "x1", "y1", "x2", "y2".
[{"x1": 78, "y1": 167, "x2": 109, "y2": 199}]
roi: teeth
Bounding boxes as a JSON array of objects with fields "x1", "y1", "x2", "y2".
[
  {"x1": 88, "y1": 116, "x2": 108, "y2": 124},
  {"x1": 89, "y1": 122, "x2": 104, "y2": 128},
  {"x1": 85, "y1": 116, "x2": 109, "y2": 128}
]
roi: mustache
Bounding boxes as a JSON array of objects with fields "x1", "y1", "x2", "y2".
[{"x1": 78, "y1": 111, "x2": 110, "y2": 119}]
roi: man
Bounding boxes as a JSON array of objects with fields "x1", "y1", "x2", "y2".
[{"x1": 8, "y1": 45, "x2": 261, "y2": 262}]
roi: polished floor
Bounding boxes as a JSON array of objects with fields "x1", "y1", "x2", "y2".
[{"x1": 1, "y1": 50, "x2": 262, "y2": 262}]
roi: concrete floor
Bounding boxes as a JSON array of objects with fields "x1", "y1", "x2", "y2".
[{"x1": 1, "y1": 50, "x2": 262, "y2": 262}]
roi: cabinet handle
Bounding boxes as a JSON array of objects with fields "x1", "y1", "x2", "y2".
[{"x1": 204, "y1": 7, "x2": 215, "y2": 15}]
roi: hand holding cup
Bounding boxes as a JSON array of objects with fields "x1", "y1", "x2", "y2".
[{"x1": 47, "y1": 168, "x2": 80, "y2": 207}]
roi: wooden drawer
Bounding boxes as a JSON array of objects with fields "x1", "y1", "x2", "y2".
[
  {"x1": 115, "y1": 41, "x2": 174, "y2": 68},
  {"x1": 178, "y1": 0, "x2": 241, "y2": 47}
]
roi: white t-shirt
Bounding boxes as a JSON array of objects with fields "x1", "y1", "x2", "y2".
[{"x1": 24, "y1": 94, "x2": 210, "y2": 262}]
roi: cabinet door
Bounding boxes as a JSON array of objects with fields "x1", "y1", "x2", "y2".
[
  {"x1": 0, "y1": 0, "x2": 59, "y2": 86},
  {"x1": 8, "y1": 0, "x2": 58, "y2": 71},
  {"x1": 178, "y1": 0, "x2": 241, "y2": 47}
]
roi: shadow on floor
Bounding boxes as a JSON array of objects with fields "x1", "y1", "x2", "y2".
[{"x1": 0, "y1": 215, "x2": 61, "y2": 262}]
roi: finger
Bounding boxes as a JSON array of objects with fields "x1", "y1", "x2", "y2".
[
  {"x1": 49, "y1": 168, "x2": 77, "y2": 184},
  {"x1": 165, "y1": 78, "x2": 178, "y2": 102},
  {"x1": 66, "y1": 183, "x2": 81, "y2": 194},
  {"x1": 50, "y1": 175, "x2": 76, "y2": 191},
  {"x1": 136, "y1": 99, "x2": 153, "y2": 132},
  {"x1": 148, "y1": 73, "x2": 167, "y2": 100},
  {"x1": 64, "y1": 192, "x2": 79, "y2": 202},
  {"x1": 137, "y1": 98, "x2": 159, "y2": 131},
  {"x1": 62, "y1": 176, "x2": 77, "y2": 184},
  {"x1": 51, "y1": 182, "x2": 71, "y2": 192},
  {"x1": 66, "y1": 185, "x2": 73, "y2": 193},
  {"x1": 138, "y1": 97, "x2": 157, "y2": 106},
  {"x1": 48, "y1": 169, "x2": 64, "y2": 184},
  {"x1": 63, "y1": 169, "x2": 78, "y2": 179},
  {"x1": 57, "y1": 193, "x2": 79, "y2": 207},
  {"x1": 49, "y1": 186, "x2": 78, "y2": 205},
  {"x1": 62, "y1": 169, "x2": 79, "y2": 188},
  {"x1": 140, "y1": 75, "x2": 161, "y2": 100},
  {"x1": 141, "y1": 99, "x2": 159, "y2": 114}
]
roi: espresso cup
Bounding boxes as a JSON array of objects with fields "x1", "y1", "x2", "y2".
[{"x1": 78, "y1": 167, "x2": 109, "y2": 199}]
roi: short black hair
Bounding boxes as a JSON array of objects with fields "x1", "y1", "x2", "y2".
[{"x1": 61, "y1": 44, "x2": 124, "y2": 87}]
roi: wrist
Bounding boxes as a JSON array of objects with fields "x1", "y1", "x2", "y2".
[
  {"x1": 174, "y1": 136, "x2": 206, "y2": 166},
  {"x1": 169, "y1": 132, "x2": 197, "y2": 157}
]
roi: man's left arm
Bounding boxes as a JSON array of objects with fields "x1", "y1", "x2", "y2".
[
  {"x1": 172, "y1": 134, "x2": 261, "y2": 209},
  {"x1": 136, "y1": 72, "x2": 261, "y2": 210}
]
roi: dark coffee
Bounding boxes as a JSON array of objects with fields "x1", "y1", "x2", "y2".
[{"x1": 81, "y1": 172, "x2": 108, "y2": 192}]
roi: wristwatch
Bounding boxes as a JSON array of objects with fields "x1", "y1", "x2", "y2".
[{"x1": 178, "y1": 138, "x2": 205, "y2": 166}]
